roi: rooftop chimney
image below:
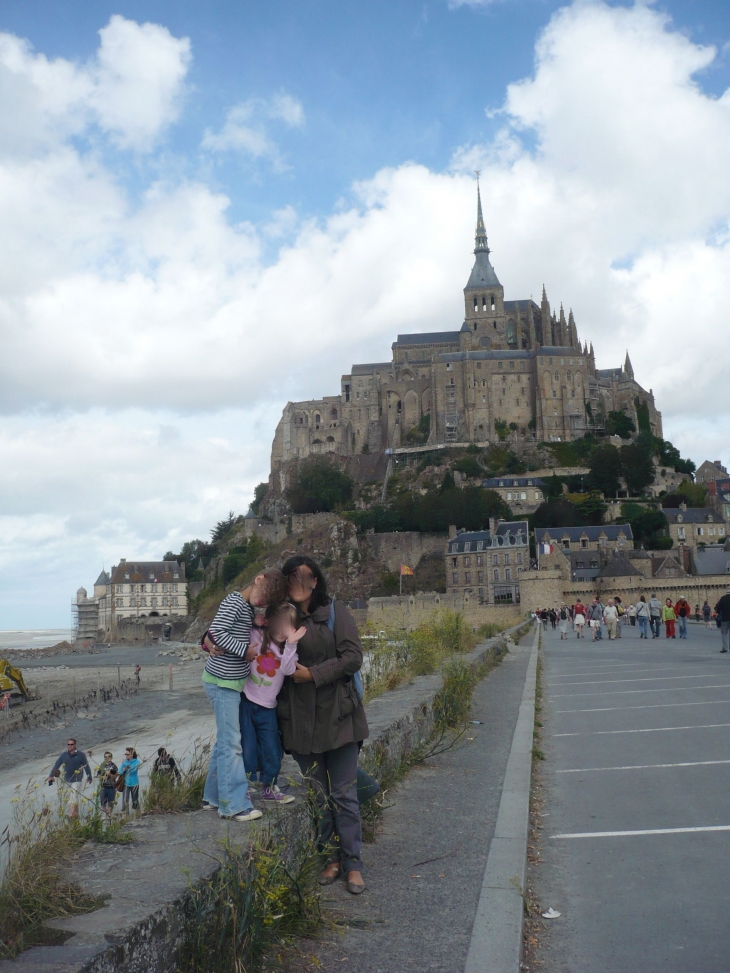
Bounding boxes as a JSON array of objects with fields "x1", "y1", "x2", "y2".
[{"x1": 448, "y1": 525, "x2": 457, "y2": 539}]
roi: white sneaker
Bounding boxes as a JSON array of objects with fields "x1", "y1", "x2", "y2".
[
  {"x1": 261, "y1": 784, "x2": 296, "y2": 805},
  {"x1": 226, "y1": 808, "x2": 263, "y2": 822},
  {"x1": 201, "y1": 801, "x2": 217, "y2": 811}
]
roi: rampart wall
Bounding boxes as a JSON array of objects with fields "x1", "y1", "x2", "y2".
[{"x1": 366, "y1": 592, "x2": 522, "y2": 631}]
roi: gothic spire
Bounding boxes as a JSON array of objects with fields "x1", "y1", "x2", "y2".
[
  {"x1": 568, "y1": 308, "x2": 577, "y2": 348},
  {"x1": 624, "y1": 350, "x2": 634, "y2": 379},
  {"x1": 474, "y1": 177, "x2": 490, "y2": 254}
]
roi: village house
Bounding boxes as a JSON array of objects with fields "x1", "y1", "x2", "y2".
[
  {"x1": 446, "y1": 520, "x2": 529, "y2": 604},
  {"x1": 661, "y1": 504, "x2": 726, "y2": 549},
  {"x1": 481, "y1": 476, "x2": 546, "y2": 514}
]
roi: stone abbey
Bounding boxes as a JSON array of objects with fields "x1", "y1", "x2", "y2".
[{"x1": 271, "y1": 186, "x2": 662, "y2": 471}]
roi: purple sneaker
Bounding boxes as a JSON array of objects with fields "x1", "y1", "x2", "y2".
[{"x1": 260, "y1": 784, "x2": 295, "y2": 805}]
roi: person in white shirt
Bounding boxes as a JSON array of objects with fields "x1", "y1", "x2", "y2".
[{"x1": 604, "y1": 599, "x2": 619, "y2": 640}]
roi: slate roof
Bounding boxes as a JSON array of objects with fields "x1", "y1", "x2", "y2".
[
  {"x1": 535, "y1": 524, "x2": 633, "y2": 543},
  {"x1": 110, "y1": 560, "x2": 185, "y2": 584},
  {"x1": 465, "y1": 250, "x2": 501, "y2": 289},
  {"x1": 94, "y1": 569, "x2": 110, "y2": 586},
  {"x1": 692, "y1": 546, "x2": 730, "y2": 576},
  {"x1": 448, "y1": 520, "x2": 529, "y2": 554},
  {"x1": 483, "y1": 477, "x2": 546, "y2": 489},
  {"x1": 661, "y1": 508, "x2": 724, "y2": 524},
  {"x1": 596, "y1": 554, "x2": 642, "y2": 579},
  {"x1": 394, "y1": 332, "x2": 460, "y2": 346}
]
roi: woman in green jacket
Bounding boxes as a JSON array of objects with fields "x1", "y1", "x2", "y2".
[{"x1": 662, "y1": 598, "x2": 676, "y2": 638}]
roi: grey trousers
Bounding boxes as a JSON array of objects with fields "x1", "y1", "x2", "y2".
[{"x1": 293, "y1": 742, "x2": 363, "y2": 874}]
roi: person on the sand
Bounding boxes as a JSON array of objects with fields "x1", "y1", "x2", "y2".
[{"x1": 48, "y1": 738, "x2": 92, "y2": 819}]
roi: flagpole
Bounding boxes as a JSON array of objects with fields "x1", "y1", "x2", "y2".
[{"x1": 400, "y1": 570, "x2": 402, "y2": 596}]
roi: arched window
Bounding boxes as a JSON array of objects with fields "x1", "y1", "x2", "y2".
[
  {"x1": 567, "y1": 371, "x2": 572, "y2": 381},
  {"x1": 554, "y1": 371, "x2": 559, "y2": 382},
  {"x1": 482, "y1": 295, "x2": 487, "y2": 312},
  {"x1": 490, "y1": 294, "x2": 495, "y2": 310},
  {"x1": 474, "y1": 297, "x2": 478, "y2": 312},
  {"x1": 315, "y1": 413, "x2": 321, "y2": 427},
  {"x1": 330, "y1": 408, "x2": 338, "y2": 419}
]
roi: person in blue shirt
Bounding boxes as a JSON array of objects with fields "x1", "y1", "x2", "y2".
[
  {"x1": 118, "y1": 747, "x2": 141, "y2": 813},
  {"x1": 47, "y1": 737, "x2": 92, "y2": 818}
]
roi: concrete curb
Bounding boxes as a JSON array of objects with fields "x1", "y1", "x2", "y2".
[{"x1": 464, "y1": 623, "x2": 540, "y2": 973}]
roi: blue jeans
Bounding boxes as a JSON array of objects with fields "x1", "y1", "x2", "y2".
[
  {"x1": 650, "y1": 615, "x2": 661, "y2": 638},
  {"x1": 637, "y1": 615, "x2": 649, "y2": 638},
  {"x1": 203, "y1": 681, "x2": 253, "y2": 817},
  {"x1": 239, "y1": 694, "x2": 283, "y2": 786},
  {"x1": 678, "y1": 616, "x2": 688, "y2": 639}
]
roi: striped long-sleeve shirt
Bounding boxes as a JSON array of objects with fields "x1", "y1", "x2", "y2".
[{"x1": 204, "y1": 591, "x2": 254, "y2": 682}]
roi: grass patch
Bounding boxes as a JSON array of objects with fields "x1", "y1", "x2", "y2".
[
  {"x1": 363, "y1": 610, "x2": 506, "y2": 702},
  {"x1": 0, "y1": 790, "x2": 132, "y2": 958},
  {"x1": 176, "y1": 827, "x2": 322, "y2": 973},
  {"x1": 142, "y1": 741, "x2": 210, "y2": 815}
]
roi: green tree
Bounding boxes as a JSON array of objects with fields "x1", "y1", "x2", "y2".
[
  {"x1": 605, "y1": 410, "x2": 636, "y2": 439},
  {"x1": 531, "y1": 498, "x2": 584, "y2": 529},
  {"x1": 211, "y1": 511, "x2": 237, "y2": 542},
  {"x1": 634, "y1": 397, "x2": 651, "y2": 435},
  {"x1": 440, "y1": 470, "x2": 456, "y2": 493},
  {"x1": 452, "y1": 455, "x2": 483, "y2": 478},
  {"x1": 620, "y1": 503, "x2": 668, "y2": 547},
  {"x1": 620, "y1": 443, "x2": 655, "y2": 495},
  {"x1": 249, "y1": 483, "x2": 269, "y2": 516},
  {"x1": 286, "y1": 456, "x2": 354, "y2": 513},
  {"x1": 588, "y1": 443, "x2": 622, "y2": 496},
  {"x1": 494, "y1": 419, "x2": 509, "y2": 442},
  {"x1": 572, "y1": 490, "x2": 607, "y2": 526},
  {"x1": 405, "y1": 413, "x2": 430, "y2": 445}
]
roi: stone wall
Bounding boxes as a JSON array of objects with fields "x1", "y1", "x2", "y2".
[
  {"x1": 365, "y1": 592, "x2": 522, "y2": 631},
  {"x1": 363, "y1": 530, "x2": 448, "y2": 573},
  {"x1": 519, "y1": 568, "x2": 730, "y2": 611},
  {"x1": 113, "y1": 616, "x2": 189, "y2": 643}
]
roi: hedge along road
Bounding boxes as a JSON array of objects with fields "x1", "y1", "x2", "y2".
[{"x1": 536, "y1": 617, "x2": 730, "y2": 973}]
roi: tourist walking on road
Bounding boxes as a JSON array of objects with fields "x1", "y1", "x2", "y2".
[
  {"x1": 558, "y1": 605, "x2": 570, "y2": 639},
  {"x1": 604, "y1": 599, "x2": 619, "y2": 640},
  {"x1": 662, "y1": 599, "x2": 677, "y2": 639},
  {"x1": 635, "y1": 596, "x2": 650, "y2": 639},
  {"x1": 674, "y1": 596, "x2": 692, "y2": 640},
  {"x1": 96, "y1": 751, "x2": 118, "y2": 817},
  {"x1": 573, "y1": 601, "x2": 586, "y2": 638},
  {"x1": 648, "y1": 593, "x2": 663, "y2": 639},
  {"x1": 201, "y1": 569, "x2": 287, "y2": 821},
  {"x1": 119, "y1": 747, "x2": 141, "y2": 813},
  {"x1": 587, "y1": 599, "x2": 603, "y2": 641},
  {"x1": 279, "y1": 555, "x2": 368, "y2": 895},
  {"x1": 627, "y1": 602, "x2": 636, "y2": 627},
  {"x1": 614, "y1": 597, "x2": 624, "y2": 637},
  {"x1": 694, "y1": 604, "x2": 700, "y2": 623},
  {"x1": 47, "y1": 738, "x2": 93, "y2": 819},
  {"x1": 714, "y1": 587, "x2": 730, "y2": 653},
  {"x1": 703, "y1": 600, "x2": 713, "y2": 629}
]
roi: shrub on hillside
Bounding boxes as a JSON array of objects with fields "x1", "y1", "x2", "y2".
[{"x1": 286, "y1": 456, "x2": 354, "y2": 513}]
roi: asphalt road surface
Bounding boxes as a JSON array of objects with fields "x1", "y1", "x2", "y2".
[{"x1": 536, "y1": 617, "x2": 730, "y2": 973}]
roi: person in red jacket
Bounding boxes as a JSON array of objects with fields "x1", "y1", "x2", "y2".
[
  {"x1": 573, "y1": 601, "x2": 586, "y2": 639},
  {"x1": 674, "y1": 596, "x2": 692, "y2": 640}
]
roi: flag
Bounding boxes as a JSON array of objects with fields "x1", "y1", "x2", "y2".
[
  {"x1": 400, "y1": 564, "x2": 414, "y2": 576},
  {"x1": 539, "y1": 542, "x2": 554, "y2": 555}
]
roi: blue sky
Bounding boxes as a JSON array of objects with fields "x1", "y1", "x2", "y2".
[{"x1": 1, "y1": 0, "x2": 730, "y2": 628}]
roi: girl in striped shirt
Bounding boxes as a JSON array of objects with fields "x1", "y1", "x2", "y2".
[{"x1": 201, "y1": 569, "x2": 287, "y2": 821}]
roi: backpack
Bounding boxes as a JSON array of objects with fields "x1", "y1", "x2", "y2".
[
  {"x1": 327, "y1": 600, "x2": 364, "y2": 701},
  {"x1": 679, "y1": 604, "x2": 687, "y2": 618},
  {"x1": 560, "y1": 608, "x2": 567, "y2": 620}
]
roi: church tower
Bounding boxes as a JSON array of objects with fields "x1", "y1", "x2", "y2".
[{"x1": 462, "y1": 180, "x2": 507, "y2": 349}]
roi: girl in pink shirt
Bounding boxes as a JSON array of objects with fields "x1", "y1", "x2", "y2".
[{"x1": 240, "y1": 603, "x2": 305, "y2": 804}]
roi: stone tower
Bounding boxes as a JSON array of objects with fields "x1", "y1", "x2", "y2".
[{"x1": 461, "y1": 181, "x2": 507, "y2": 350}]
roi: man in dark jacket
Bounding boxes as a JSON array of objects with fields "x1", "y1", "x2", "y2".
[
  {"x1": 48, "y1": 738, "x2": 93, "y2": 818},
  {"x1": 714, "y1": 587, "x2": 730, "y2": 653}
]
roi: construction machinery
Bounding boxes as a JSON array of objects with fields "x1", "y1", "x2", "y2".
[{"x1": 0, "y1": 660, "x2": 33, "y2": 704}]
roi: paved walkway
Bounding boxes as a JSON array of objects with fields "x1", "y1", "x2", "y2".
[
  {"x1": 536, "y1": 620, "x2": 730, "y2": 973},
  {"x1": 307, "y1": 629, "x2": 535, "y2": 973}
]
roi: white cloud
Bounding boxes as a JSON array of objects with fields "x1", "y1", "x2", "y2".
[
  {"x1": 0, "y1": 14, "x2": 190, "y2": 156},
  {"x1": 2, "y1": 1, "x2": 730, "y2": 624},
  {"x1": 201, "y1": 92, "x2": 305, "y2": 165}
]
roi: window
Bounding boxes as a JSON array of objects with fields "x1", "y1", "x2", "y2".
[
  {"x1": 506, "y1": 492, "x2": 512, "y2": 501},
  {"x1": 140, "y1": 597, "x2": 147, "y2": 607},
  {"x1": 478, "y1": 572, "x2": 484, "y2": 583},
  {"x1": 590, "y1": 558, "x2": 598, "y2": 568},
  {"x1": 678, "y1": 528, "x2": 686, "y2": 540},
  {"x1": 452, "y1": 557, "x2": 457, "y2": 567},
  {"x1": 581, "y1": 537, "x2": 588, "y2": 548},
  {"x1": 492, "y1": 554, "x2": 499, "y2": 565},
  {"x1": 521, "y1": 492, "x2": 527, "y2": 500},
  {"x1": 504, "y1": 553, "x2": 510, "y2": 565},
  {"x1": 516, "y1": 552, "x2": 523, "y2": 565},
  {"x1": 464, "y1": 556, "x2": 471, "y2": 567},
  {"x1": 452, "y1": 573, "x2": 459, "y2": 585},
  {"x1": 476, "y1": 555, "x2": 483, "y2": 567},
  {"x1": 477, "y1": 541, "x2": 483, "y2": 551},
  {"x1": 493, "y1": 569, "x2": 500, "y2": 581},
  {"x1": 344, "y1": 384, "x2": 350, "y2": 402},
  {"x1": 555, "y1": 371, "x2": 559, "y2": 381},
  {"x1": 505, "y1": 569, "x2": 511, "y2": 581},
  {"x1": 464, "y1": 542, "x2": 471, "y2": 552},
  {"x1": 697, "y1": 527, "x2": 704, "y2": 536},
  {"x1": 535, "y1": 491, "x2": 542, "y2": 500},
  {"x1": 478, "y1": 588, "x2": 484, "y2": 598},
  {"x1": 151, "y1": 597, "x2": 157, "y2": 606},
  {"x1": 563, "y1": 539, "x2": 570, "y2": 549},
  {"x1": 116, "y1": 585, "x2": 123, "y2": 594},
  {"x1": 576, "y1": 560, "x2": 584, "y2": 569},
  {"x1": 465, "y1": 572, "x2": 471, "y2": 584}
]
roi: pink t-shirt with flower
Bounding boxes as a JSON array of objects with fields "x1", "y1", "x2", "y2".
[{"x1": 243, "y1": 627, "x2": 299, "y2": 709}]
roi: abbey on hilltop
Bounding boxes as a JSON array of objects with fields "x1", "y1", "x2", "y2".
[{"x1": 271, "y1": 185, "x2": 662, "y2": 470}]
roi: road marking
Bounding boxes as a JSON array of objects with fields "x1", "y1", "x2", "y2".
[
  {"x1": 554, "y1": 723, "x2": 730, "y2": 737},
  {"x1": 556, "y1": 699, "x2": 730, "y2": 714},
  {"x1": 550, "y1": 683, "x2": 730, "y2": 699},
  {"x1": 557, "y1": 759, "x2": 730, "y2": 773},
  {"x1": 550, "y1": 673, "x2": 717, "y2": 688},
  {"x1": 549, "y1": 665, "x2": 721, "y2": 680},
  {"x1": 552, "y1": 825, "x2": 730, "y2": 839}
]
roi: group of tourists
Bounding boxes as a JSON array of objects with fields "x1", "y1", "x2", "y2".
[
  {"x1": 200, "y1": 555, "x2": 369, "y2": 895},
  {"x1": 535, "y1": 587, "x2": 730, "y2": 649},
  {"x1": 47, "y1": 741, "x2": 179, "y2": 818}
]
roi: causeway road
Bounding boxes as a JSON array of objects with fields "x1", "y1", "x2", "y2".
[{"x1": 536, "y1": 619, "x2": 730, "y2": 972}]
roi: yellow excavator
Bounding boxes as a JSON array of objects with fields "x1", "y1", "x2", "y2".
[{"x1": 0, "y1": 660, "x2": 33, "y2": 704}]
